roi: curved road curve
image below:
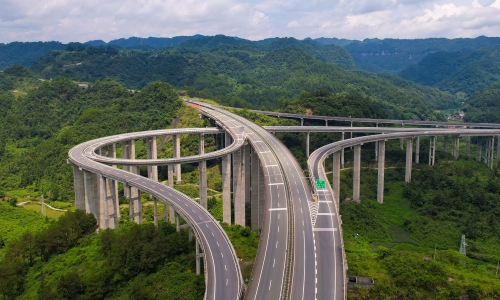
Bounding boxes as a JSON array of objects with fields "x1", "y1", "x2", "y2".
[
  {"x1": 308, "y1": 128, "x2": 500, "y2": 300},
  {"x1": 69, "y1": 129, "x2": 244, "y2": 300}
]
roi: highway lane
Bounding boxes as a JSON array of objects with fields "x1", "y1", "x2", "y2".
[
  {"x1": 193, "y1": 103, "x2": 290, "y2": 300},
  {"x1": 253, "y1": 109, "x2": 500, "y2": 128},
  {"x1": 308, "y1": 128, "x2": 500, "y2": 299},
  {"x1": 69, "y1": 134, "x2": 243, "y2": 300},
  {"x1": 264, "y1": 126, "x2": 449, "y2": 133},
  {"x1": 192, "y1": 100, "x2": 318, "y2": 300},
  {"x1": 84, "y1": 128, "x2": 247, "y2": 166}
]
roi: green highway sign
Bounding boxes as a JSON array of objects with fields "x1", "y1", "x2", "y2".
[{"x1": 316, "y1": 179, "x2": 325, "y2": 189}]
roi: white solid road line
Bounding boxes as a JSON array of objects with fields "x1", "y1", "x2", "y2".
[{"x1": 313, "y1": 228, "x2": 338, "y2": 231}]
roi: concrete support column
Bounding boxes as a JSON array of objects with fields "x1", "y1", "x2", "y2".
[
  {"x1": 487, "y1": 137, "x2": 495, "y2": 169},
  {"x1": 222, "y1": 133, "x2": 232, "y2": 224},
  {"x1": 377, "y1": 140, "x2": 386, "y2": 204},
  {"x1": 83, "y1": 170, "x2": 99, "y2": 216},
  {"x1": 98, "y1": 176, "x2": 107, "y2": 229},
  {"x1": 325, "y1": 119, "x2": 328, "y2": 126},
  {"x1": 154, "y1": 197, "x2": 158, "y2": 227},
  {"x1": 452, "y1": 136, "x2": 460, "y2": 159},
  {"x1": 73, "y1": 165, "x2": 85, "y2": 211},
  {"x1": 400, "y1": 124, "x2": 405, "y2": 150},
  {"x1": 466, "y1": 136, "x2": 471, "y2": 158},
  {"x1": 405, "y1": 138, "x2": 413, "y2": 183},
  {"x1": 175, "y1": 212, "x2": 180, "y2": 232},
  {"x1": 306, "y1": 131, "x2": 310, "y2": 158},
  {"x1": 332, "y1": 151, "x2": 341, "y2": 205},
  {"x1": 233, "y1": 143, "x2": 246, "y2": 226},
  {"x1": 301, "y1": 118, "x2": 304, "y2": 126},
  {"x1": 168, "y1": 165, "x2": 174, "y2": 187},
  {"x1": 153, "y1": 198, "x2": 168, "y2": 227},
  {"x1": 429, "y1": 136, "x2": 436, "y2": 166},
  {"x1": 173, "y1": 134, "x2": 182, "y2": 184},
  {"x1": 341, "y1": 132, "x2": 345, "y2": 167},
  {"x1": 147, "y1": 137, "x2": 158, "y2": 182},
  {"x1": 122, "y1": 141, "x2": 130, "y2": 198},
  {"x1": 497, "y1": 136, "x2": 500, "y2": 167},
  {"x1": 102, "y1": 177, "x2": 118, "y2": 229},
  {"x1": 251, "y1": 146, "x2": 260, "y2": 230},
  {"x1": 415, "y1": 136, "x2": 420, "y2": 164},
  {"x1": 375, "y1": 124, "x2": 379, "y2": 162},
  {"x1": 198, "y1": 134, "x2": 207, "y2": 209},
  {"x1": 127, "y1": 184, "x2": 142, "y2": 224},
  {"x1": 350, "y1": 121, "x2": 353, "y2": 145},
  {"x1": 485, "y1": 137, "x2": 491, "y2": 165},
  {"x1": 353, "y1": 145, "x2": 361, "y2": 202},
  {"x1": 169, "y1": 206, "x2": 175, "y2": 225},
  {"x1": 109, "y1": 144, "x2": 120, "y2": 220},
  {"x1": 476, "y1": 138, "x2": 482, "y2": 162},
  {"x1": 196, "y1": 238, "x2": 202, "y2": 275},
  {"x1": 444, "y1": 136, "x2": 448, "y2": 153},
  {"x1": 245, "y1": 143, "x2": 251, "y2": 206},
  {"x1": 188, "y1": 227, "x2": 193, "y2": 242}
]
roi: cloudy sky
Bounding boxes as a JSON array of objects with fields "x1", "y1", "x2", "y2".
[{"x1": 1, "y1": 0, "x2": 499, "y2": 43}]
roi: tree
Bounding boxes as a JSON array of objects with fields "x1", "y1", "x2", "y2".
[{"x1": 8, "y1": 197, "x2": 17, "y2": 207}]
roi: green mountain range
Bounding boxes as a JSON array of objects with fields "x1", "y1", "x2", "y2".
[
  {"x1": 399, "y1": 45, "x2": 500, "y2": 96},
  {"x1": 28, "y1": 36, "x2": 454, "y2": 120}
]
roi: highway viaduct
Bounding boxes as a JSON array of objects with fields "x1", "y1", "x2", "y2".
[{"x1": 68, "y1": 102, "x2": 500, "y2": 300}]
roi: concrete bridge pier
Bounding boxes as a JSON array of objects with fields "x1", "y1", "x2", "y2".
[
  {"x1": 233, "y1": 142, "x2": 247, "y2": 226},
  {"x1": 325, "y1": 119, "x2": 328, "y2": 126},
  {"x1": 153, "y1": 197, "x2": 168, "y2": 227},
  {"x1": 73, "y1": 165, "x2": 85, "y2": 211},
  {"x1": 429, "y1": 136, "x2": 436, "y2": 166},
  {"x1": 147, "y1": 137, "x2": 158, "y2": 182},
  {"x1": 415, "y1": 137, "x2": 420, "y2": 164},
  {"x1": 173, "y1": 134, "x2": 182, "y2": 184},
  {"x1": 108, "y1": 144, "x2": 120, "y2": 219},
  {"x1": 466, "y1": 136, "x2": 471, "y2": 158},
  {"x1": 198, "y1": 134, "x2": 207, "y2": 209},
  {"x1": 222, "y1": 132, "x2": 232, "y2": 224},
  {"x1": 377, "y1": 140, "x2": 386, "y2": 204},
  {"x1": 375, "y1": 123, "x2": 379, "y2": 162},
  {"x1": 195, "y1": 238, "x2": 204, "y2": 275},
  {"x1": 405, "y1": 138, "x2": 413, "y2": 183},
  {"x1": 332, "y1": 151, "x2": 341, "y2": 205},
  {"x1": 497, "y1": 136, "x2": 500, "y2": 167},
  {"x1": 301, "y1": 118, "x2": 304, "y2": 126},
  {"x1": 444, "y1": 136, "x2": 448, "y2": 153},
  {"x1": 306, "y1": 131, "x2": 310, "y2": 158},
  {"x1": 452, "y1": 136, "x2": 460, "y2": 159},
  {"x1": 486, "y1": 136, "x2": 495, "y2": 169},
  {"x1": 100, "y1": 177, "x2": 118, "y2": 229},
  {"x1": 476, "y1": 138, "x2": 482, "y2": 162},
  {"x1": 83, "y1": 170, "x2": 99, "y2": 217},
  {"x1": 353, "y1": 144, "x2": 361, "y2": 202},
  {"x1": 122, "y1": 140, "x2": 134, "y2": 198},
  {"x1": 126, "y1": 184, "x2": 142, "y2": 224},
  {"x1": 341, "y1": 132, "x2": 345, "y2": 167}
]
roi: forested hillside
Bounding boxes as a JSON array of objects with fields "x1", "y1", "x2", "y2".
[
  {"x1": 0, "y1": 205, "x2": 203, "y2": 299},
  {"x1": 463, "y1": 83, "x2": 500, "y2": 123},
  {"x1": 399, "y1": 45, "x2": 500, "y2": 96},
  {"x1": 0, "y1": 66, "x2": 182, "y2": 203},
  {"x1": 30, "y1": 38, "x2": 454, "y2": 119},
  {"x1": 341, "y1": 36, "x2": 500, "y2": 74},
  {"x1": 0, "y1": 42, "x2": 65, "y2": 70}
]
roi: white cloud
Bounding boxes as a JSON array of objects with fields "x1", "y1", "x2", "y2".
[{"x1": 0, "y1": 0, "x2": 499, "y2": 43}]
